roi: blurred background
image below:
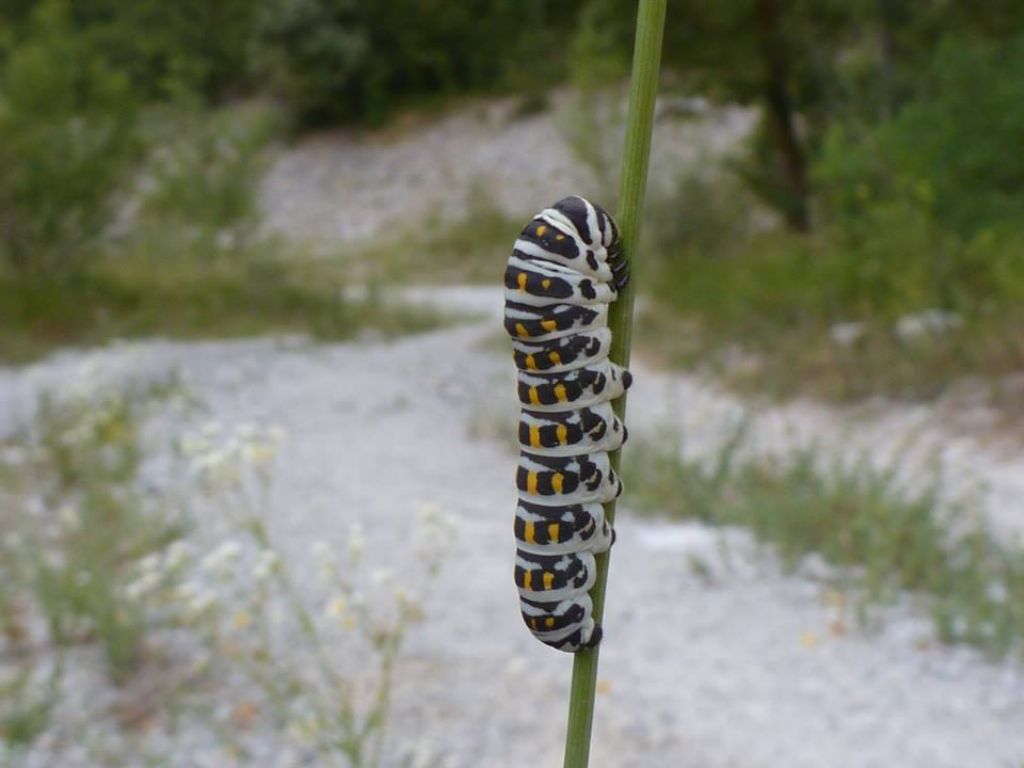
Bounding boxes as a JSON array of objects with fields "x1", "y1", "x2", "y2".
[{"x1": 2, "y1": 1, "x2": 1024, "y2": 766}]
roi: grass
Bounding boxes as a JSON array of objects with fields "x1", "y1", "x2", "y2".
[
  {"x1": 622, "y1": 429, "x2": 1024, "y2": 659},
  {"x1": 0, "y1": 253, "x2": 453, "y2": 364},
  {"x1": 0, "y1": 373, "x2": 189, "y2": 689},
  {"x1": 636, "y1": 171, "x2": 1024, "y2": 412}
]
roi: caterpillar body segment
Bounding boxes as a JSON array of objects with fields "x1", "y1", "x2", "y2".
[
  {"x1": 514, "y1": 499, "x2": 614, "y2": 556},
  {"x1": 516, "y1": 359, "x2": 632, "y2": 413},
  {"x1": 514, "y1": 550, "x2": 598, "y2": 602},
  {"x1": 504, "y1": 257, "x2": 618, "y2": 308},
  {"x1": 510, "y1": 328, "x2": 612, "y2": 374},
  {"x1": 505, "y1": 195, "x2": 632, "y2": 653},
  {"x1": 518, "y1": 402, "x2": 627, "y2": 457},
  {"x1": 516, "y1": 451, "x2": 623, "y2": 506},
  {"x1": 503, "y1": 301, "x2": 608, "y2": 343},
  {"x1": 520, "y1": 595, "x2": 597, "y2": 648}
]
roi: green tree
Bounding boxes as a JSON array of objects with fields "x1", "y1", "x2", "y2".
[
  {"x1": 0, "y1": 1, "x2": 138, "y2": 273},
  {"x1": 256, "y1": 0, "x2": 585, "y2": 127},
  {"x1": 1, "y1": 0, "x2": 258, "y2": 100}
]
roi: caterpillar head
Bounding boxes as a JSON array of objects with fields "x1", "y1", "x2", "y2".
[{"x1": 552, "y1": 196, "x2": 619, "y2": 252}]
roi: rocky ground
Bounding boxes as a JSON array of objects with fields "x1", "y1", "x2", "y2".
[
  {"x1": 3, "y1": 293, "x2": 1024, "y2": 767},
  {"x1": 260, "y1": 93, "x2": 756, "y2": 250}
]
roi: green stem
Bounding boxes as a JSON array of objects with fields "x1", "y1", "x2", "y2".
[{"x1": 562, "y1": 2, "x2": 666, "y2": 767}]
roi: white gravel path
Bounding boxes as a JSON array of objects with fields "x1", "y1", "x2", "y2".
[{"x1": 3, "y1": 295, "x2": 1023, "y2": 767}]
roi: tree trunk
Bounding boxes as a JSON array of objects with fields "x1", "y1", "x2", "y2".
[{"x1": 754, "y1": 0, "x2": 810, "y2": 232}]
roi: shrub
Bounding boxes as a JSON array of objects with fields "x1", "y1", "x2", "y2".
[
  {"x1": 132, "y1": 102, "x2": 283, "y2": 260},
  {"x1": 0, "y1": 1, "x2": 138, "y2": 274},
  {"x1": 816, "y1": 35, "x2": 1024, "y2": 240},
  {"x1": 256, "y1": 0, "x2": 585, "y2": 127}
]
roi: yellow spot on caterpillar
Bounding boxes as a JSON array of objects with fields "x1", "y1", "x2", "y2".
[
  {"x1": 554, "y1": 384, "x2": 568, "y2": 402},
  {"x1": 536, "y1": 224, "x2": 547, "y2": 237},
  {"x1": 541, "y1": 319, "x2": 557, "y2": 333},
  {"x1": 527, "y1": 472, "x2": 538, "y2": 494},
  {"x1": 524, "y1": 521, "x2": 536, "y2": 543},
  {"x1": 555, "y1": 234, "x2": 565, "y2": 241},
  {"x1": 541, "y1": 278, "x2": 551, "y2": 289},
  {"x1": 552, "y1": 473, "x2": 564, "y2": 493},
  {"x1": 548, "y1": 351, "x2": 561, "y2": 365},
  {"x1": 545, "y1": 617, "x2": 556, "y2": 628},
  {"x1": 515, "y1": 322, "x2": 529, "y2": 338},
  {"x1": 548, "y1": 522, "x2": 560, "y2": 541},
  {"x1": 530, "y1": 617, "x2": 539, "y2": 629},
  {"x1": 556, "y1": 424, "x2": 568, "y2": 444},
  {"x1": 517, "y1": 272, "x2": 527, "y2": 291},
  {"x1": 529, "y1": 425, "x2": 542, "y2": 449},
  {"x1": 528, "y1": 387, "x2": 541, "y2": 405},
  {"x1": 525, "y1": 354, "x2": 537, "y2": 370},
  {"x1": 524, "y1": 570, "x2": 533, "y2": 590},
  {"x1": 542, "y1": 571, "x2": 554, "y2": 590}
]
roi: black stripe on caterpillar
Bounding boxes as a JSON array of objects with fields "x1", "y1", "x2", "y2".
[{"x1": 504, "y1": 195, "x2": 632, "y2": 653}]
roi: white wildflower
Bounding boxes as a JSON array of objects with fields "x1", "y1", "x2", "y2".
[
  {"x1": 200, "y1": 421, "x2": 224, "y2": 438},
  {"x1": 325, "y1": 596, "x2": 356, "y2": 630},
  {"x1": 179, "y1": 434, "x2": 210, "y2": 458},
  {"x1": 177, "y1": 582, "x2": 218, "y2": 621},
  {"x1": 57, "y1": 504, "x2": 81, "y2": 531},
  {"x1": 311, "y1": 541, "x2": 337, "y2": 579},
  {"x1": 325, "y1": 596, "x2": 347, "y2": 618},
  {"x1": 347, "y1": 522, "x2": 366, "y2": 564},
  {"x1": 136, "y1": 553, "x2": 161, "y2": 575},
  {"x1": 253, "y1": 549, "x2": 281, "y2": 582},
  {"x1": 393, "y1": 584, "x2": 423, "y2": 623},
  {"x1": 241, "y1": 438, "x2": 276, "y2": 467},
  {"x1": 125, "y1": 571, "x2": 162, "y2": 601},
  {"x1": 201, "y1": 540, "x2": 243, "y2": 578},
  {"x1": 165, "y1": 539, "x2": 195, "y2": 571}
]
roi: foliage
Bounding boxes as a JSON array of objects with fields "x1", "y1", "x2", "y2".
[
  {"x1": 0, "y1": 1, "x2": 138, "y2": 274},
  {"x1": 816, "y1": 34, "x2": 1024, "y2": 240},
  {"x1": 256, "y1": 0, "x2": 586, "y2": 127},
  {"x1": 0, "y1": 373, "x2": 188, "y2": 686},
  {"x1": 0, "y1": 255, "x2": 453, "y2": 364},
  {"x1": 133, "y1": 102, "x2": 284, "y2": 259},
  {"x1": 0, "y1": 0, "x2": 257, "y2": 100},
  {"x1": 641, "y1": 184, "x2": 1024, "y2": 401},
  {"x1": 0, "y1": 93, "x2": 453, "y2": 362},
  {"x1": 623, "y1": 429, "x2": 1024, "y2": 659}
]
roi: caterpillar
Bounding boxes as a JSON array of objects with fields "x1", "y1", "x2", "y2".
[{"x1": 504, "y1": 196, "x2": 632, "y2": 652}]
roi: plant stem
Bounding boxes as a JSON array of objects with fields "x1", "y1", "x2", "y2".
[{"x1": 562, "y1": 2, "x2": 666, "y2": 767}]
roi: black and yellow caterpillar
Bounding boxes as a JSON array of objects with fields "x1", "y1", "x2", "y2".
[{"x1": 504, "y1": 196, "x2": 632, "y2": 652}]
